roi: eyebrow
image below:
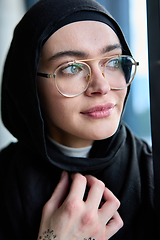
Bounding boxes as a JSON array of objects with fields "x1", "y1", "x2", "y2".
[
  {"x1": 48, "y1": 50, "x2": 87, "y2": 61},
  {"x1": 102, "y1": 44, "x2": 122, "y2": 54},
  {"x1": 48, "y1": 44, "x2": 122, "y2": 62}
]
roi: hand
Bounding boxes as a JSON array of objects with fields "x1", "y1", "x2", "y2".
[{"x1": 38, "y1": 171, "x2": 123, "y2": 240}]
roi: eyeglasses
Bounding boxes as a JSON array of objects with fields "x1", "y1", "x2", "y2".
[{"x1": 37, "y1": 55, "x2": 139, "y2": 98}]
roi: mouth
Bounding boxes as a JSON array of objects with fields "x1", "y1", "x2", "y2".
[{"x1": 81, "y1": 103, "x2": 115, "y2": 119}]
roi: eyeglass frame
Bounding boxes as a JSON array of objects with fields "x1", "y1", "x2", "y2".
[{"x1": 37, "y1": 54, "x2": 139, "y2": 98}]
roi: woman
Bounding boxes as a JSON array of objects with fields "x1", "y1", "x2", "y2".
[{"x1": 0, "y1": 0, "x2": 156, "y2": 239}]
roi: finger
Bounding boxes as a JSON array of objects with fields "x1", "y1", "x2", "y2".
[
  {"x1": 85, "y1": 175, "x2": 105, "y2": 208},
  {"x1": 51, "y1": 171, "x2": 70, "y2": 208},
  {"x1": 43, "y1": 171, "x2": 69, "y2": 214},
  {"x1": 98, "y1": 187, "x2": 120, "y2": 223},
  {"x1": 105, "y1": 211, "x2": 124, "y2": 239},
  {"x1": 67, "y1": 173, "x2": 87, "y2": 201}
]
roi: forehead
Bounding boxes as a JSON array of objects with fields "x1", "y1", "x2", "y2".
[{"x1": 41, "y1": 21, "x2": 120, "y2": 58}]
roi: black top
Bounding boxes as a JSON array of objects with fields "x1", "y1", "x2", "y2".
[
  {"x1": 0, "y1": 0, "x2": 158, "y2": 239},
  {"x1": 0, "y1": 123, "x2": 156, "y2": 239}
]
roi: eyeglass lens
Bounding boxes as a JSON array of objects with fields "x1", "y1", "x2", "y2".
[
  {"x1": 54, "y1": 56, "x2": 136, "y2": 97},
  {"x1": 103, "y1": 56, "x2": 135, "y2": 90}
]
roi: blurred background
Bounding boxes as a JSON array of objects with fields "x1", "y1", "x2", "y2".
[{"x1": 0, "y1": 0, "x2": 151, "y2": 150}]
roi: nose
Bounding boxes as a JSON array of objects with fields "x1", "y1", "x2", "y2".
[{"x1": 85, "y1": 64, "x2": 111, "y2": 97}]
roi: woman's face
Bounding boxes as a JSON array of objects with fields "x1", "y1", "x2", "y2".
[{"x1": 37, "y1": 21, "x2": 127, "y2": 148}]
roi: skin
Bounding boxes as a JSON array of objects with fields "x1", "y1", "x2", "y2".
[
  {"x1": 37, "y1": 21, "x2": 125, "y2": 239},
  {"x1": 37, "y1": 21, "x2": 127, "y2": 148},
  {"x1": 38, "y1": 172, "x2": 123, "y2": 240}
]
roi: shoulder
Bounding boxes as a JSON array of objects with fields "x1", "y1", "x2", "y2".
[
  {"x1": 121, "y1": 122, "x2": 153, "y2": 190},
  {"x1": 0, "y1": 142, "x2": 18, "y2": 170},
  {"x1": 0, "y1": 142, "x2": 21, "y2": 191},
  {"x1": 0, "y1": 142, "x2": 17, "y2": 158},
  {"x1": 121, "y1": 121, "x2": 152, "y2": 156},
  {"x1": 122, "y1": 121, "x2": 154, "y2": 199},
  {"x1": 0, "y1": 142, "x2": 37, "y2": 181}
]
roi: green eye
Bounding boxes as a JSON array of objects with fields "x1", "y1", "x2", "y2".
[
  {"x1": 62, "y1": 63, "x2": 83, "y2": 75},
  {"x1": 108, "y1": 59, "x2": 120, "y2": 68},
  {"x1": 71, "y1": 65, "x2": 78, "y2": 73}
]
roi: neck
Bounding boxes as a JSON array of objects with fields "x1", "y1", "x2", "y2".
[
  {"x1": 48, "y1": 128, "x2": 94, "y2": 148},
  {"x1": 48, "y1": 137, "x2": 92, "y2": 158}
]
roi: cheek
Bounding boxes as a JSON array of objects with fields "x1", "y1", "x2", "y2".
[
  {"x1": 37, "y1": 78, "x2": 77, "y2": 124},
  {"x1": 118, "y1": 89, "x2": 127, "y2": 110},
  {"x1": 37, "y1": 78, "x2": 59, "y2": 117}
]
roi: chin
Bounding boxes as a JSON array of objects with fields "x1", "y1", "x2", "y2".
[{"x1": 87, "y1": 124, "x2": 119, "y2": 141}]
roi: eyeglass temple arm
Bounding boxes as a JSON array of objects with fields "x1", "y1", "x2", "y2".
[
  {"x1": 37, "y1": 73, "x2": 55, "y2": 78},
  {"x1": 126, "y1": 62, "x2": 139, "y2": 66}
]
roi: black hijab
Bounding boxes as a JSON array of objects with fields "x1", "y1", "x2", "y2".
[
  {"x1": 1, "y1": 0, "x2": 131, "y2": 159},
  {"x1": 0, "y1": 0, "x2": 156, "y2": 240}
]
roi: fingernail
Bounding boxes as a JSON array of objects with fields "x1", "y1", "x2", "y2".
[
  {"x1": 60, "y1": 171, "x2": 66, "y2": 179},
  {"x1": 71, "y1": 172, "x2": 76, "y2": 180}
]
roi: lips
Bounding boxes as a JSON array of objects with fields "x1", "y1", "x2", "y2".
[{"x1": 81, "y1": 103, "x2": 115, "y2": 119}]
